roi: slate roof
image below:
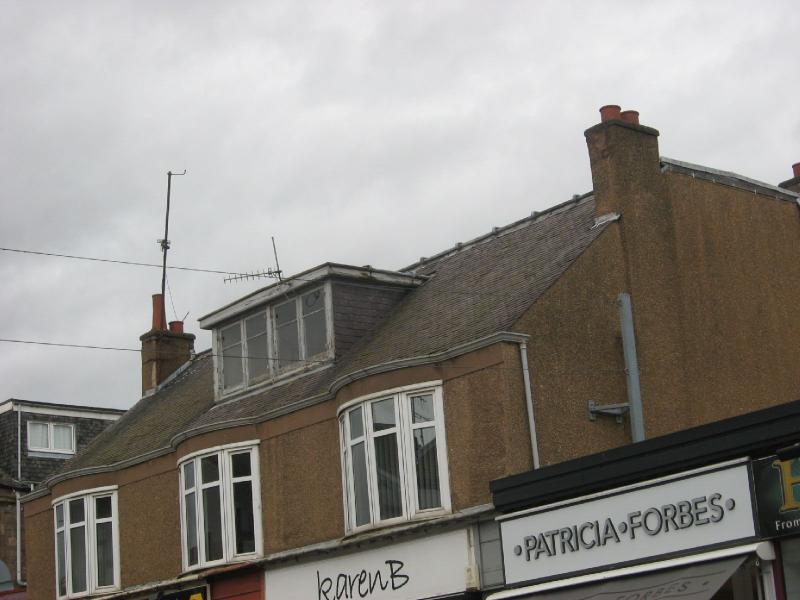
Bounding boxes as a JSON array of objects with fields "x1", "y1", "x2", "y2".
[
  {"x1": 62, "y1": 354, "x2": 216, "y2": 473},
  {"x1": 52, "y1": 193, "x2": 607, "y2": 480},
  {"x1": 0, "y1": 466, "x2": 16, "y2": 488}
]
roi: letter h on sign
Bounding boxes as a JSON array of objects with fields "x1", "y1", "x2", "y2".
[{"x1": 773, "y1": 459, "x2": 800, "y2": 512}]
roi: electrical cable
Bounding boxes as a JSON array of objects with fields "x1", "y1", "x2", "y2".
[{"x1": 0, "y1": 246, "x2": 261, "y2": 278}]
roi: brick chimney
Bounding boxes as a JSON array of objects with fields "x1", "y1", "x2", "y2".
[
  {"x1": 140, "y1": 293, "x2": 195, "y2": 395},
  {"x1": 584, "y1": 105, "x2": 662, "y2": 216},
  {"x1": 778, "y1": 162, "x2": 800, "y2": 194}
]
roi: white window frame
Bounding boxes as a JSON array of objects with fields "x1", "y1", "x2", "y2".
[
  {"x1": 29, "y1": 421, "x2": 75, "y2": 454},
  {"x1": 338, "y1": 382, "x2": 451, "y2": 534},
  {"x1": 52, "y1": 486, "x2": 120, "y2": 599},
  {"x1": 178, "y1": 441, "x2": 263, "y2": 571},
  {"x1": 214, "y1": 283, "x2": 334, "y2": 397}
]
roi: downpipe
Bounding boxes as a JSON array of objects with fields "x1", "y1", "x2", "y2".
[{"x1": 519, "y1": 341, "x2": 541, "y2": 469}]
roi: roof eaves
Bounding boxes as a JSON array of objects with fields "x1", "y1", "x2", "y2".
[
  {"x1": 199, "y1": 263, "x2": 426, "y2": 329},
  {"x1": 0, "y1": 397, "x2": 125, "y2": 415},
  {"x1": 330, "y1": 331, "x2": 530, "y2": 396},
  {"x1": 661, "y1": 157, "x2": 800, "y2": 201}
]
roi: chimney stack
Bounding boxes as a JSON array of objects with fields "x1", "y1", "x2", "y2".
[
  {"x1": 140, "y1": 293, "x2": 195, "y2": 395},
  {"x1": 779, "y1": 162, "x2": 800, "y2": 194},
  {"x1": 584, "y1": 105, "x2": 661, "y2": 216}
]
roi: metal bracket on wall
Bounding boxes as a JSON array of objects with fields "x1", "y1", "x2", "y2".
[{"x1": 588, "y1": 400, "x2": 630, "y2": 424}]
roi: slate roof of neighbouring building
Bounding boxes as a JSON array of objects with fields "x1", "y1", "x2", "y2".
[{"x1": 56, "y1": 193, "x2": 607, "y2": 478}]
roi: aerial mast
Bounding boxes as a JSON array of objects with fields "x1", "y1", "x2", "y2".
[{"x1": 159, "y1": 170, "x2": 186, "y2": 315}]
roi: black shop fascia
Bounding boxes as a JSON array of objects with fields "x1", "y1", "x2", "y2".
[{"x1": 488, "y1": 399, "x2": 800, "y2": 600}]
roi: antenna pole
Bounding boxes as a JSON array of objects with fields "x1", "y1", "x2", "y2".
[
  {"x1": 272, "y1": 236, "x2": 282, "y2": 282},
  {"x1": 160, "y1": 170, "x2": 186, "y2": 309}
]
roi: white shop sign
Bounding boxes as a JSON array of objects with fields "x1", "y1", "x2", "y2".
[
  {"x1": 500, "y1": 463, "x2": 755, "y2": 585},
  {"x1": 265, "y1": 528, "x2": 473, "y2": 600}
]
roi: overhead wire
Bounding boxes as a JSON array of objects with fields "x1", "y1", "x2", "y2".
[{"x1": 0, "y1": 337, "x2": 627, "y2": 373}]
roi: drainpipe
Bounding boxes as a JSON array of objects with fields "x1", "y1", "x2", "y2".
[
  {"x1": 518, "y1": 341, "x2": 541, "y2": 469},
  {"x1": 16, "y1": 491, "x2": 25, "y2": 587},
  {"x1": 16, "y1": 405, "x2": 26, "y2": 587},
  {"x1": 618, "y1": 293, "x2": 646, "y2": 442}
]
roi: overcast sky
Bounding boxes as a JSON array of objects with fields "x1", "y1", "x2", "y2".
[{"x1": 1, "y1": 1, "x2": 797, "y2": 410}]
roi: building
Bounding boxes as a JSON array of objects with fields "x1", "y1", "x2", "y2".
[
  {"x1": 489, "y1": 399, "x2": 800, "y2": 599},
  {"x1": 0, "y1": 399, "x2": 124, "y2": 593},
  {"x1": 22, "y1": 107, "x2": 800, "y2": 600}
]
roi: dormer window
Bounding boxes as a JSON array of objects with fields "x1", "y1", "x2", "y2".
[{"x1": 217, "y1": 285, "x2": 332, "y2": 396}]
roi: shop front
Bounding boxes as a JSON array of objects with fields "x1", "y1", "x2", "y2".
[
  {"x1": 489, "y1": 401, "x2": 800, "y2": 600},
  {"x1": 264, "y1": 527, "x2": 480, "y2": 600},
  {"x1": 752, "y1": 453, "x2": 800, "y2": 598},
  {"x1": 493, "y1": 461, "x2": 774, "y2": 600}
]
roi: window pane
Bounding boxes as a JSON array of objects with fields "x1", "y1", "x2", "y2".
[
  {"x1": 348, "y1": 407, "x2": 364, "y2": 440},
  {"x1": 414, "y1": 427, "x2": 441, "y2": 509},
  {"x1": 55, "y1": 503, "x2": 64, "y2": 528},
  {"x1": 96, "y1": 521, "x2": 114, "y2": 586},
  {"x1": 274, "y1": 300, "x2": 297, "y2": 326},
  {"x1": 371, "y1": 398, "x2": 396, "y2": 431},
  {"x1": 201, "y1": 455, "x2": 219, "y2": 483},
  {"x1": 29, "y1": 422, "x2": 48, "y2": 448},
  {"x1": 53, "y1": 424, "x2": 73, "y2": 451},
  {"x1": 221, "y1": 323, "x2": 241, "y2": 346},
  {"x1": 56, "y1": 530, "x2": 66, "y2": 596},
  {"x1": 95, "y1": 496, "x2": 112, "y2": 520},
  {"x1": 304, "y1": 309, "x2": 327, "y2": 357},
  {"x1": 301, "y1": 289, "x2": 324, "y2": 316},
  {"x1": 276, "y1": 320, "x2": 299, "y2": 369},
  {"x1": 183, "y1": 462, "x2": 195, "y2": 490},
  {"x1": 233, "y1": 481, "x2": 255, "y2": 554},
  {"x1": 411, "y1": 394, "x2": 435, "y2": 423},
  {"x1": 185, "y1": 491, "x2": 198, "y2": 566},
  {"x1": 222, "y1": 342, "x2": 244, "y2": 390},
  {"x1": 374, "y1": 433, "x2": 402, "y2": 520},
  {"x1": 351, "y1": 442, "x2": 370, "y2": 527},
  {"x1": 202, "y1": 487, "x2": 224, "y2": 561},
  {"x1": 246, "y1": 314, "x2": 269, "y2": 381},
  {"x1": 245, "y1": 312, "x2": 266, "y2": 336},
  {"x1": 69, "y1": 498, "x2": 85, "y2": 524},
  {"x1": 231, "y1": 452, "x2": 252, "y2": 478},
  {"x1": 70, "y1": 525, "x2": 87, "y2": 593},
  {"x1": 247, "y1": 332, "x2": 269, "y2": 381}
]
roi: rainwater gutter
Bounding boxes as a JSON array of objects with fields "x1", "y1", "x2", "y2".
[{"x1": 518, "y1": 341, "x2": 541, "y2": 469}]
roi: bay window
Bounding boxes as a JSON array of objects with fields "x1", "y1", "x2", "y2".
[
  {"x1": 218, "y1": 286, "x2": 331, "y2": 395},
  {"x1": 179, "y1": 442, "x2": 262, "y2": 570},
  {"x1": 53, "y1": 488, "x2": 119, "y2": 598},
  {"x1": 339, "y1": 383, "x2": 450, "y2": 532}
]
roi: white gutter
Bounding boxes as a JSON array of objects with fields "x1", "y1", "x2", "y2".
[{"x1": 518, "y1": 342, "x2": 540, "y2": 469}]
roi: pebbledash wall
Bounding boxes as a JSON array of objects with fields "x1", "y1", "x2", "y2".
[{"x1": 22, "y1": 107, "x2": 800, "y2": 600}]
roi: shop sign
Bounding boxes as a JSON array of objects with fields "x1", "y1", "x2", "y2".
[
  {"x1": 752, "y1": 455, "x2": 800, "y2": 538},
  {"x1": 500, "y1": 464, "x2": 755, "y2": 585},
  {"x1": 265, "y1": 528, "x2": 473, "y2": 600},
  {"x1": 160, "y1": 586, "x2": 206, "y2": 600}
]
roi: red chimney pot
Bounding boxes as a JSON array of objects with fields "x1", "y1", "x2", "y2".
[
  {"x1": 151, "y1": 294, "x2": 167, "y2": 331},
  {"x1": 793, "y1": 162, "x2": 800, "y2": 178},
  {"x1": 169, "y1": 321, "x2": 184, "y2": 334},
  {"x1": 599, "y1": 105, "x2": 622, "y2": 123},
  {"x1": 620, "y1": 110, "x2": 640, "y2": 125}
]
